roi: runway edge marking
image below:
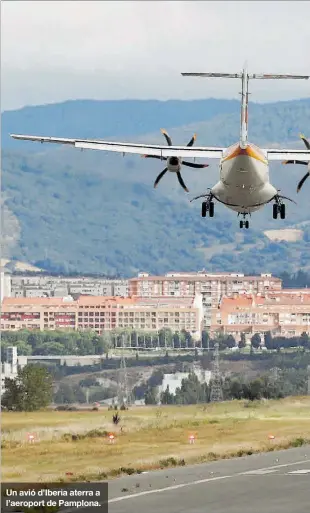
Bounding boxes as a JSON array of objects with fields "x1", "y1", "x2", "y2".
[{"x1": 109, "y1": 458, "x2": 310, "y2": 503}]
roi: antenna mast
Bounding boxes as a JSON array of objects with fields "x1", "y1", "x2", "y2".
[
  {"x1": 117, "y1": 341, "x2": 131, "y2": 407},
  {"x1": 210, "y1": 342, "x2": 223, "y2": 402}
]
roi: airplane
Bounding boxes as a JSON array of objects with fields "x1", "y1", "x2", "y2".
[{"x1": 10, "y1": 64, "x2": 310, "y2": 229}]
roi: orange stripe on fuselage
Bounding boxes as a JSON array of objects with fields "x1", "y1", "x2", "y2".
[{"x1": 222, "y1": 145, "x2": 267, "y2": 164}]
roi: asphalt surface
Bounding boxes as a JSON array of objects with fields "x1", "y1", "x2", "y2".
[{"x1": 108, "y1": 446, "x2": 310, "y2": 513}]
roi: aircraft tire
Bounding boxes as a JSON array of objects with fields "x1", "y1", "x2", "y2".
[
  {"x1": 209, "y1": 201, "x2": 214, "y2": 217},
  {"x1": 202, "y1": 202, "x2": 207, "y2": 217},
  {"x1": 280, "y1": 203, "x2": 286, "y2": 219}
]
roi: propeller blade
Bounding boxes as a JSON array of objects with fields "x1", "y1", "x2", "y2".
[
  {"x1": 183, "y1": 161, "x2": 209, "y2": 169},
  {"x1": 141, "y1": 155, "x2": 167, "y2": 160},
  {"x1": 154, "y1": 168, "x2": 168, "y2": 188},
  {"x1": 300, "y1": 133, "x2": 310, "y2": 150},
  {"x1": 161, "y1": 128, "x2": 172, "y2": 146},
  {"x1": 297, "y1": 172, "x2": 310, "y2": 193},
  {"x1": 177, "y1": 172, "x2": 189, "y2": 192},
  {"x1": 187, "y1": 134, "x2": 197, "y2": 147},
  {"x1": 283, "y1": 159, "x2": 308, "y2": 165}
]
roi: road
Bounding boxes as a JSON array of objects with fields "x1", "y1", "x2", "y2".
[{"x1": 108, "y1": 446, "x2": 310, "y2": 513}]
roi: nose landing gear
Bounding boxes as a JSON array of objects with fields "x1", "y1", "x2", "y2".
[
  {"x1": 273, "y1": 197, "x2": 286, "y2": 219},
  {"x1": 238, "y1": 213, "x2": 250, "y2": 229}
]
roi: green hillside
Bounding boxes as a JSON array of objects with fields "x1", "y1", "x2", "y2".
[{"x1": 2, "y1": 98, "x2": 310, "y2": 276}]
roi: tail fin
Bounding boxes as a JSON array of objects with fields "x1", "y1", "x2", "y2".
[
  {"x1": 240, "y1": 63, "x2": 249, "y2": 149},
  {"x1": 181, "y1": 65, "x2": 249, "y2": 149},
  {"x1": 181, "y1": 66, "x2": 309, "y2": 149}
]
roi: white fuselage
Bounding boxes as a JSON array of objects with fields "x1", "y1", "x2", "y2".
[{"x1": 211, "y1": 142, "x2": 277, "y2": 214}]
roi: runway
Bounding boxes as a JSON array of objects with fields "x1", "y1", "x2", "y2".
[{"x1": 108, "y1": 446, "x2": 310, "y2": 513}]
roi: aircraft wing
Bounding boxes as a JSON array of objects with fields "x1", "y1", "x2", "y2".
[
  {"x1": 10, "y1": 134, "x2": 225, "y2": 159},
  {"x1": 264, "y1": 148, "x2": 310, "y2": 161}
]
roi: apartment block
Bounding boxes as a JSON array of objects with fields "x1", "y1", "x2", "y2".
[
  {"x1": 1, "y1": 346, "x2": 19, "y2": 396},
  {"x1": 211, "y1": 290, "x2": 310, "y2": 339},
  {"x1": 129, "y1": 272, "x2": 282, "y2": 329},
  {"x1": 10, "y1": 275, "x2": 129, "y2": 298},
  {"x1": 1, "y1": 294, "x2": 204, "y2": 340},
  {"x1": 1, "y1": 272, "x2": 11, "y2": 301}
]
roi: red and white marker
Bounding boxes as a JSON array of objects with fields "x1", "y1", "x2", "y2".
[
  {"x1": 108, "y1": 434, "x2": 115, "y2": 444},
  {"x1": 189, "y1": 434, "x2": 195, "y2": 444},
  {"x1": 268, "y1": 434, "x2": 275, "y2": 440},
  {"x1": 27, "y1": 433, "x2": 35, "y2": 443}
]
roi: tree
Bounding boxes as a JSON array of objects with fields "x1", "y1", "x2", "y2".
[
  {"x1": 159, "y1": 328, "x2": 173, "y2": 348},
  {"x1": 201, "y1": 331, "x2": 210, "y2": 350},
  {"x1": 144, "y1": 387, "x2": 158, "y2": 405},
  {"x1": 148, "y1": 370, "x2": 164, "y2": 388},
  {"x1": 54, "y1": 383, "x2": 75, "y2": 404},
  {"x1": 246, "y1": 378, "x2": 264, "y2": 401},
  {"x1": 14, "y1": 340, "x2": 32, "y2": 355},
  {"x1": 264, "y1": 331, "x2": 273, "y2": 350},
  {"x1": 226, "y1": 335, "x2": 236, "y2": 349},
  {"x1": 160, "y1": 385, "x2": 174, "y2": 405},
  {"x1": 300, "y1": 332, "x2": 310, "y2": 350},
  {"x1": 238, "y1": 332, "x2": 246, "y2": 349},
  {"x1": 251, "y1": 333, "x2": 261, "y2": 350},
  {"x1": 2, "y1": 364, "x2": 53, "y2": 411},
  {"x1": 229, "y1": 379, "x2": 244, "y2": 399}
]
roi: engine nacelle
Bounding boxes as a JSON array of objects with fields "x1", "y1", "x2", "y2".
[{"x1": 167, "y1": 156, "x2": 182, "y2": 172}]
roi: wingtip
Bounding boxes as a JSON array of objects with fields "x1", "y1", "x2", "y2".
[
  {"x1": 282, "y1": 161, "x2": 288, "y2": 165},
  {"x1": 160, "y1": 128, "x2": 167, "y2": 135}
]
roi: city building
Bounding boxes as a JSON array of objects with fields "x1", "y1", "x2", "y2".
[
  {"x1": 1, "y1": 293, "x2": 204, "y2": 340},
  {"x1": 0, "y1": 272, "x2": 12, "y2": 301},
  {"x1": 211, "y1": 290, "x2": 310, "y2": 339},
  {"x1": 129, "y1": 272, "x2": 282, "y2": 329},
  {"x1": 10, "y1": 275, "x2": 129, "y2": 299},
  {"x1": 1, "y1": 346, "x2": 19, "y2": 397}
]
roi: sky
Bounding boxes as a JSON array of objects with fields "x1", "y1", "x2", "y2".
[{"x1": 1, "y1": 0, "x2": 310, "y2": 111}]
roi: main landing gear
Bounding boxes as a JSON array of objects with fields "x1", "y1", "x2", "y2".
[
  {"x1": 201, "y1": 194, "x2": 215, "y2": 218},
  {"x1": 273, "y1": 197, "x2": 286, "y2": 220},
  {"x1": 238, "y1": 213, "x2": 250, "y2": 229}
]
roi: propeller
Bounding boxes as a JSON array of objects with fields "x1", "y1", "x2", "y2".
[
  {"x1": 282, "y1": 134, "x2": 310, "y2": 193},
  {"x1": 142, "y1": 129, "x2": 209, "y2": 192}
]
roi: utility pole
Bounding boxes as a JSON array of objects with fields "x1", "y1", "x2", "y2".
[
  {"x1": 307, "y1": 365, "x2": 310, "y2": 395},
  {"x1": 210, "y1": 342, "x2": 223, "y2": 402},
  {"x1": 270, "y1": 366, "x2": 281, "y2": 387},
  {"x1": 117, "y1": 346, "x2": 131, "y2": 407}
]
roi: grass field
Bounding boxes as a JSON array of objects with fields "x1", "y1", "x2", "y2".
[{"x1": 2, "y1": 397, "x2": 310, "y2": 483}]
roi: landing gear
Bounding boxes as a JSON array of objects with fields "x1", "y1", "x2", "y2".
[
  {"x1": 238, "y1": 213, "x2": 250, "y2": 229},
  {"x1": 201, "y1": 195, "x2": 214, "y2": 218},
  {"x1": 273, "y1": 197, "x2": 286, "y2": 220}
]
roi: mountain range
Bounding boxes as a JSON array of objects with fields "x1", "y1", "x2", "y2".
[{"x1": 2, "y1": 97, "x2": 310, "y2": 277}]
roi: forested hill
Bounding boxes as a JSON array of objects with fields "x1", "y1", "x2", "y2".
[
  {"x1": 2, "y1": 98, "x2": 240, "y2": 150},
  {"x1": 2, "y1": 97, "x2": 310, "y2": 276}
]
